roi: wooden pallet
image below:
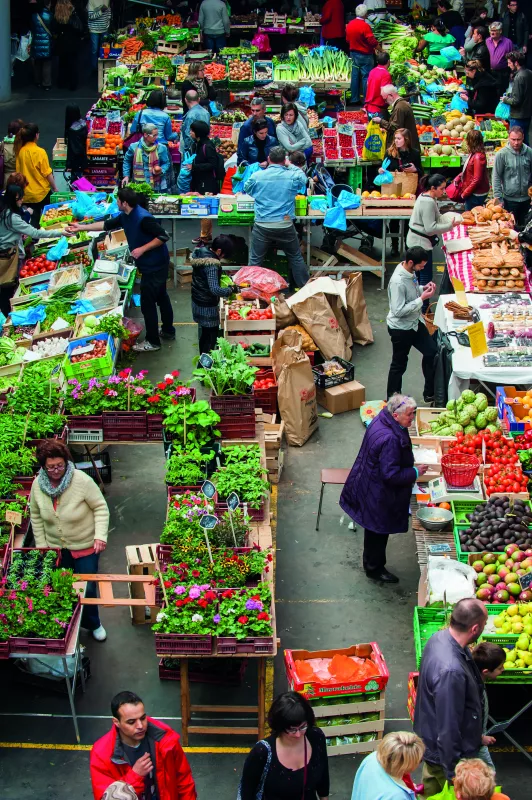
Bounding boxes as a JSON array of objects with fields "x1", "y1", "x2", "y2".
[{"x1": 126, "y1": 544, "x2": 159, "y2": 624}]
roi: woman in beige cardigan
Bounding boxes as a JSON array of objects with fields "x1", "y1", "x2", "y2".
[{"x1": 30, "y1": 440, "x2": 110, "y2": 641}]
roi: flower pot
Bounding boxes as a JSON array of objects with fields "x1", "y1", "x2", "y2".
[
  {"x1": 8, "y1": 600, "x2": 82, "y2": 656},
  {"x1": 216, "y1": 635, "x2": 274, "y2": 654},
  {"x1": 154, "y1": 633, "x2": 214, "y2": 655}
]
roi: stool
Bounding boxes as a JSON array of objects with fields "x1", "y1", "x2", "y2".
[{"x1": 316, "y1": 468, "x2": 350, "y2": 530}]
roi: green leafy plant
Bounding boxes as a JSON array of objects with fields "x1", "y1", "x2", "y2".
[
  {"x1": 93, "y1": 314, "x2": 129, "y2": 340},
  {"x1": 216, "y1": 584, "x2": 273, "y2": 639},
  {"x1": 192, "y1": 338, "x2": 257, "y2": 396},
  {"x1": 163, "y1": 401, "x2": 220, "y2": 449},
  {"x1": 213, "y1": 446, "x2": 268, "y2": 509},
  {"x1": 8, "y1": 360, "x2": 62, "y2": 414},
  {"x1": 0, "y1": 496, "x2": 28, "y2": 547},
  {"x1": 153, "y1": 585, "x2": 218, "y2": 635},
  {"x1": 165, "y1": 446, "x2": 214, "y2": 487}
]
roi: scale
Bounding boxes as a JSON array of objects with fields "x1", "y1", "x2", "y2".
[
  {"x1": 427, "y1": 475, "x2": 484, "y2": 504},
  {"x1": 93, "y1": 259, "x2": 135, "y2": 285}
]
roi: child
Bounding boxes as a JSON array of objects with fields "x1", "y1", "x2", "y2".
[
  {"x1": 471, "y1": 642, "x2": 506, "y2": 769},
  {"x1": 288, "y1": 150, "x2": 307, "y2": 171}
]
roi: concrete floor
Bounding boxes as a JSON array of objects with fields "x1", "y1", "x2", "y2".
[{"x1": 0, "y1": 56, "x2": 530, "y2": 800}]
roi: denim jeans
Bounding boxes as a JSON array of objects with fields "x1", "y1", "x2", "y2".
[
  {"x1": 249, "y1": 223, "x2": 309, "y2": 289},
  {"x1": 204, "y1": 34, "x2": 226, "y2": 54},
  {"x1": 140, "y1": 265, "x2": 175, "y2": 346},
  {"x1": 60, "y1": 549, "x2": 101, "y2": 632},
  {"x1": 464, "y1": 193, "x2": 488, "y2": 211},
  {"x1": 350, "y1": 51, "x2": 374, "y2": 103},
  {"x1": 509, "y1": 117, "x2": 531, "y2": 146},
  {"x1": 477, "y1": 744, "x2": 495, "y2": 769},
  {"x1": 90, "y1": 32, "x2": 103, "y2": 71}
]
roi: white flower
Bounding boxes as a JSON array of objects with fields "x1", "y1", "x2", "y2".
[
  {"x1": 191, "y1": 613, "x2": 203, "y2": 623},
  {"x1": 156, "y1": 612, "x2": 167, "y2": 623},
  {"x1": 164, "y1": 373, "x2": 174, "y2": 381}
]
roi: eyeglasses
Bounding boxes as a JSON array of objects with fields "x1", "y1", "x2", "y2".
[
  {"x1": 286, "y1": 723, "x2": 308, "y2": 735},
  {"x1": 46, "y1": 464, "x2": 66, "y2": 473}
]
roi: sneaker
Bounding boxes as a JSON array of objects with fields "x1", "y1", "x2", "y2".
[
  {"x1": 92, "y1": 625, "x2": 107, "y2": 641},
  {"x1": 133, "y1": 341, "x2": 161, "y2": 352},
  {"x1": 191, "y1": 236, "x2": 212, "y2": 245},
  {"x1": 160, "y1": 329, "x2": 176, "y2": 341}
]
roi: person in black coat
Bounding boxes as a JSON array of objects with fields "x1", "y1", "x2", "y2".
[
  {"x1": 54, "y1": 0, "x2": 84, "y2": 91},
  {"x1": 189, "y1": 120, "x2": 220, "y2": 195},
  {"x1": 460, "y1": 60, "x2": 498, "y2": 116},
  {"x1": 181, "y1": 63, "x2": 217, "y2": 113}
]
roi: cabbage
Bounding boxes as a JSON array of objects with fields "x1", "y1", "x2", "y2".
[
  {"x1": 486, "y1": 424, "x2": 498, "y2": 433},
  {"x1": 450, "y1": 424, "x2": 463, "y2": 435},
  {"x1": 475, "y1": 412, "x2": 487, "y2": 430},
  {"x1": 485, "y1": 407, "x2": 498, "y2": 423},
  {"x1": 464, "y1": 403, "x2": 478, "y2": 420},
  {"x1": 474, "y1": 392, "x2": 488, "y2": 411},
  {"x1": 461, "y1": 389, "x2": 476, "y2": 404},
  {"x1": 84, "y1": 315, "x2": 98, "y2": 328},
  {"x1": 430, "y1": 421, "x2": 441, "y2": 431},
  {"x1": 464, "y1": 424, "x2": 477, "y2": 435},
  {"x1": 458, "y1": 412, "x2": 470, "y2": 426}
]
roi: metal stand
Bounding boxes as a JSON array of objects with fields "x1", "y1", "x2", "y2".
[{"x1": 487, "y1": 699, "x2": 532, "y2": 765}]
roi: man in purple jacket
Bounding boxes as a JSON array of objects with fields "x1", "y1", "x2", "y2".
[
  {"x1": 339, "y1": 394, "x2": 428, "y2": 584},
  {"x1": 487, "y1": 21, "x2": 514, "y2": 95}
]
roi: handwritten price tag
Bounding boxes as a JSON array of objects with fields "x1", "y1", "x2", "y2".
[{"x1": 5, "y1": 511, "x2": 22, "y2": 526}]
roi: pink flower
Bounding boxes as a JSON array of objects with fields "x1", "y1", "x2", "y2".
[{"x1": 134, "y1": 387, "x2": 147, "y2": 395}]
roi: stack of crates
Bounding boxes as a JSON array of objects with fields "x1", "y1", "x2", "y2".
[{"x1": 347, "y1": 166, "x2": 363, "y2": 192}]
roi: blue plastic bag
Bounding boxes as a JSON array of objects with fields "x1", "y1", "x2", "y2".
[
  {"x1": 47, "y1": 236, "x2": 69, "y2": 261},
  {"x1": 70, "y1": 299, "x2": 95, "y2": 315},
  {"x1": 209, "y1": 101, "x2": 222, "y2": 117},
  {"x1": 71, "y1": 190, "x2": 102, "y2": 221},
  {"x1": 495, "y1": 101, "x2": 510, "y2": 120},
  {"x1": 176, "y1": 151, "x2": 196, "y2": 194},
  {"x1": 440, "y1": 45, "x2": 461, "y2": 62},
  {"x1": 449, "y1": 93, "x2": 469, "y2": 113},
  {"x1": 336, "y1": 190, "x2": 361, "y2": 210},
  {"x1": 324, "y1": 205, "x2": 346, "y2": 231},
  {"x1": 321, "y1": 116, "x2": 335, "y2": 128},
  {"x1": 232, "y1": 161, "x2": 262, "y2": 192},
  {"x1": 374, "y1": 157, "x2": 394, "y2": 186},
  {"x1": 309, "y1": 197, "x2": 328, "y2": 213},
  {"x1": 11, "y1": 305, "x2": 46, "y2": 326},
  {"x1": 298, "y1": 86, "x2": 316, "y2": 107}
]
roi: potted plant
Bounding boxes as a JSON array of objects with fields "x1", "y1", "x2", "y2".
[
  {"x1": 165, "y1": 446, "x2": 215, "y2": 489},
  {"x1": 152, "y1": 583, "x2": 218, "y2": 654},
  {"x1": 216, "y1": 584, "x2": 274, "y2": 654},
  {"x1": 213, "y1": 445, "x2": 269, "y2": 518}
]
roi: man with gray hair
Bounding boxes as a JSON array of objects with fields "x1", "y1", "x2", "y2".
[
  {"x1": 345, "y1": 4, "x2": 380, "y2": 104},
  {"x1": 237, "y1": 97, "x2": 277, "y2": 157},
  {"x1": 340, "y1": 393, "x2": 427, "y2": 583},
  {"x1": 373, "y1": 84, "x2": 420, "y2": 149},
  {"x1": 122, "y1": 123, "x2": 172, "y2": 192},
  {"x1": 487, "y1": 21, "x2": 513, "y2": 94},
  {"x1": 180, "y1": 90, "x2": 210, "y2": 155}
]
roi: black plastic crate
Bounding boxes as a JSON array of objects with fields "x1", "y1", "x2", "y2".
[
  {"x1": 312, "y1": 356, "x2": 355, "y2": 389},
  {"x1": 74, "y1": 451, "x2": 112, "y2": 484}
]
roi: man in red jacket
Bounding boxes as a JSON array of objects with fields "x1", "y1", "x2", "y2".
[
  {"x1": 90, "y1": 691, "x2": 197, "y2": 800},
  {"x1": 321, "y1": 0, "x2": 345, "y2": 50},
  {"x1": 365, "y1": 51, "x2": 392, "y2": 116},
  {"x1": 345, "y1": 4, "x2": 380, "y2": 104}
]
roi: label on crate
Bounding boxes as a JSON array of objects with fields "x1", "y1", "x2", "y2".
[
  {"x1": 199, "y1": 514, "x2": 218, "y2": 530},
  {"x1": 227, "y1": 492, "x2": 240, "y2": 511},
  {"x1": 201, "y1": 480, "x2": 216, "y2": 500},
  {"x1": 72, "y1": 343, "x2": 96, "y2": 356},
  {"x1": 5, "y1": 510, "x2": 22, "y2": 525},
  {"x1": 199, "y1": 353, "x2": 214, "y2": 369},
  {"x1": 428, "y1": 543, "x2": 452, "y2": 554}
]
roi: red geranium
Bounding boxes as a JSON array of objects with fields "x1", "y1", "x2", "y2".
[
  {"x1": 258, "y1": 611, "x2": 270, "y2": 621},
  {"x1": 238, "y1": 615, "x2": 249, "y2": 624}
]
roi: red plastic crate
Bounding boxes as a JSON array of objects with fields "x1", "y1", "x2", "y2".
[
  {"x1": 158, "y1": 657, "x2": 247, "y2": 684},
  {"x1": 154, "y1": 633, "x2": 214, "y2": 655},
  {"x1": 166, "y1": 485, "x2": 204, "y2": 503},
  {"x1": 215, "y1": 498, "x2": 265, "y2": 522},
  {"x1": 27, "y1": 425, "x2": 68, "y2": 450},
  {"x1": 102, "y1": 411, "x2": 147, "y2": 441},
  {"x1": 146, "y1": 414, "x2": 164, "y2": 441},
  {"x1": 210, "y1": 391, "x2": 255, "y2": 417},
  {"x1": 217, "y1": 636, "x2": 274, "y2": 654},
  {"x1": 218, "y1": 415, "x2": 256, "y2": 439},
  {"x1": 0, "y1": 640, "x2": 9, "y2": 659},
  {"x1": 306, "y1": 351, "x2": 315, "y2": 366},
  {"x1": 12, "y1": 477, "x2": 34, "y2": 492},
  {"x1": 66, "y1": 414, "x2": 103, "y2": 430},
  {"x1": 253, "y1": 369, "x2": 277, "y2": 415},
  {"x1": 9, "y1": 600, "x2": 82, "y2": 656}
]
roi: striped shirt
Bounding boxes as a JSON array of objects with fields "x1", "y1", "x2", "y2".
[
  {"x1": 191, "y1": 264, "x2": 232, "y2": 327},
  {"x1": 87, "y1": 4, "x2": 112, "y2": 33}
]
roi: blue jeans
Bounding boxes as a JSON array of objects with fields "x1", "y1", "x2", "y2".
[
  {"x1": 464, "y1": 193, "x2": 488, "y2": 211},
  {"x1": 60, "y1": 549, "x2": 101, "y2": 631},
  {"x1": 90, "y1": 32, "x2": 104, "y2": 71},
  {"x1": 204, "y1": 34, "x2": 226, "y2": 54},
  {"x1": 509, "y1": 117, "x2": 531, "y2": 146},
  {"x1": 350, "y1": 51, "x2": 374, "y2": 104},
  {"x1": 477, "y1": 744, "x2": 495, "y2": 769}
]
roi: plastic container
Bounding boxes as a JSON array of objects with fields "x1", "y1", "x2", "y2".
[
  {"x1": 63, "y1": 333, "x2": 116, "y2": 381},
  {"x1": 441, "y1": 453, "x2": 480, "y2": 487},
  {"x1": 210, "y1": 391, "x2": 255, "y2": 417},
  {"x1": 217, "y1": 635, "x2": 274, "y2": 654},
  {"x1": 312, "y1": 357, "x2": 355, "y2": 389},
  {"x1": 102, "y1": 411, "x2": 147, "y2": 441},
  {"x1": 253, "y1": 369, "x2": 277, "y2": 415},
  {"x1": 154, "y1": 633, "x2": 214, "y2": 655}
]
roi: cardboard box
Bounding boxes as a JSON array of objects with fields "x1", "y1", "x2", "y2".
[
  {"x1": 103, "y1": 229, "x2": 128, "y2": 258},
  {"x1": 316, "y1": 380, "x2": 365, "y2": 415},
  {"x1": 285, "y1": 643, "x2": 389, "y2": 698}
]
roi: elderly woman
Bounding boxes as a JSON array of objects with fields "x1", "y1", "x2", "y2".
[
  {"x1": 340, "y1": 395, "x2": 428, "y2": 583},
  {"x1": 122, "y1": 124, "x2": 173, "y2": 193},
  {"x1": 454, "y1": 759, "x2": 509, "y2": 800},
  {"x1": 352, "y1": 732, "x2": 425, "y2": 800},
  {"x1": 30, "y1": 440, "x2": 110, "y2": 642}
]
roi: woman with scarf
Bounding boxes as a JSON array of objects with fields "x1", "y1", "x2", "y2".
[
  {"x1": 181, "y1": 63, "x2": 218, "y2": 113},
  {"x1": 30, "y1": 440, "x2": 110, "y2": 642},
  {"x1": 276, "y1": 103, "x2": 312, "y2": 162},
  {"x1": 122, "y1": 124, "x2": 173, "y2": 193}
]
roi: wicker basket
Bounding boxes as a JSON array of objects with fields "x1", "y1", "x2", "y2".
[{"x1": 423, "y1": 302, "x2": 439, "y2": 336}]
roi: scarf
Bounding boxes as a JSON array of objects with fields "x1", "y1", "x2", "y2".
[
  {"x1": 190, "y1": 77, "x2": 207, "y2": 100},
  {"x1": 133, "y1": 139, "x2": 161, "y2": 188},
  {"x1": 38, "y1": 461, "x2": 75, "y2": 499}
]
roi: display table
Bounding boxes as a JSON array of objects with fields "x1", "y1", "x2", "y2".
[{"x1": 433, "y1": 293, "x2": 532, "y2": 399}]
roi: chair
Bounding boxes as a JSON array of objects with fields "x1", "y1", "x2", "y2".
[{"x1": 316, "y1": 468, "x2": 350, "y2": 531}]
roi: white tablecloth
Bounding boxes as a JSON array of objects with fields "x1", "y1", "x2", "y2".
[{"x1": 434, "y1": 293, "x2": 532, "y2": 399}]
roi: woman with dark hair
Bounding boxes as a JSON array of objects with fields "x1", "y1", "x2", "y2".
[
  {"x1": 436, "y1": 0, "x2": 465, "y2": 46},
  {"x1": 183, "y1": 119, "x2": 220, "y2": 245},
  {"x1": 15, "y1": 123, "x2": 57, "y2": 227},
  {"x1": 416, "y1": 19, "x2": 457, "y2": 68},
  {"x1": 130, "y1": 90, "x2": 178, "y2": 145},
  {"x1": 461, "y1": 130, "x2": 489, "y2": 211},
  {"x1": 1, "y1": 120, "x2": 24, "y2": 188},
  {"x1": 238, "y1": 119, "x2": 278, "y2": 166},
  {"x1": 54, "y1": 0, "x2": 83, "y2": 91},
  {"x1": 276, "y1": 103, "x2": 312, "y2": 159},
  {"x1": 459, "y1": 60, "x2": 498, "y2": 116},
  {"x1": 190, "y1": 234, "x2": 236, "y2": 352},
  {"x1": 181, "y1": 63, "x2": 218, "y2": 112},
  {"x1": 280, "y1": 84, "x2": 309, "y2": 127},
  {"x1": 64, "y1": 104, "x2": 88, "y2": 179},
  {"x1": 30, "y1": 440, "x2": 110, "y2": 642},
  {"x1": 239, "y1": 691, "x2": 330, "y2": 800}
]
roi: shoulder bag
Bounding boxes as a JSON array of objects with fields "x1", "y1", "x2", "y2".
[
  {"x1": 237, "y1": 739, "x2": 272, "y2": 800},
  {"x1": 0, "y1": 247, "x2": 19, "y2": 286},
  {"x1": 123, "y1": 110, "x2": 144, "y2": 151},
  {"x1": 446, "y1": 155, "x2": 470, "y2": 202}
]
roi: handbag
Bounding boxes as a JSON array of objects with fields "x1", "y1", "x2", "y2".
[
  {"x1": 0, "y1": 247, "x2": 19, "y2": 286},
  {"x1": 237, "y1": 739, "x2": 272, "y2": 800},
  {"x1": 123, "y1": 110, "x2": 144, "y2": 151},
  {"x1": 446, "y1": 156, "x2": 470, "y2": 202}
]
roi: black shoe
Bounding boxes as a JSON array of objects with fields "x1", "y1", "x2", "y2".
[
  {"x1": 423, "y1": 395, "x2": 435, "y2": 406},
  {"x1": 160, "y1": 329, "x2": 176, "y2": 341},
  {"x1": 365, "y1": 568, "x2": 399, "y2": 583}
]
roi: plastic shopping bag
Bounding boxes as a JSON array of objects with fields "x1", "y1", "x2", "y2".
[
  {"x1": 449, "y1": 93, "x2": 469, "y2": 113},
  {"x1": 362, "y1": 121, "x2": 385, "y2": 162},
  {"x1": 298, "y1": 86, "x2": 316, "y2": 107},
  {"x1": 15, "y1": 33, "x2": 31, "y2": 62},
  {"x1": 232, "y1": 266, "x2": 288, "y2": 303},
  {"x1": 324, "y1": 205, "x2": 347, "y2": 231},
  {"x1": 176, "y1": 152, "x2": 196, "y2": 193},
  {"x1": 309, "y1": 196, "x2": 328, "y2": 214},
  {"x1": 47, "y1": 236, "x2": 69, "y2": 261},
  {"x1": 71, "y1": 190, "x2": 103, "y2": 221},
  {"x1": 373, "y1": 157, "x2": 394, "y2": 186},
  {"x1": 231, "y1": 161, "x2": 262, "y2": 192},
  {"x1": 335, "y1": 190, "x2": 361, "y2": 209},
  {"x1": 495, "y1": 101, "x2": 511, "y2": 120},
  {"x1": 209, "y1": 101, "x2": 223, "y2": 117},
  {"x1": 11, "y1": 305, "x2": 46, "y2": 326},
  {"x1": 426, "y1": 782, "x2": 456, "y2": 800},
  {"x1": 441, "y1": 45, "x2": 461, "y2": 62}
]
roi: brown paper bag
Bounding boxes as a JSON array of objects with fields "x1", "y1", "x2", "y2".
[
  {"x1": 328, "y1": 295, "x2": 353, "y2": 356},
  {"x1": 292, "y1": 292, "x2": 350, "y2": 360},
  {"x1": 272, "y1": 329, "x2": 319, "y2": 446},
  {"x1": 344, "y1": 272, "x2": 374, "y2": 346},
  {"x1": 274, "y1": 296, "x2": 298, "y2": 329}
]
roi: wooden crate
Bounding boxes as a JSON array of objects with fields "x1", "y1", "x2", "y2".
[
  {"x1": 415, "y1": 407, "x2": 457, "y2": 440},
  {"x1": 410, "y1": 435, "x2": 442, "y2": 482},
  {"x1": 263, "y1": 415, "x2": 284, "y2": 484},
  {"x1": 309, "y1": 247, "x2": 338, "y2": 268},
  {"x1": 125, "y1": 543, "x2": 159, "y2": 624}
]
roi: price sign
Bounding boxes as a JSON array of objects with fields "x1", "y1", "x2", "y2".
[
  {"x1": 199, "y1": 353, "x2": 214, "y2": 369},
  {"x1": 106, "y1": 110, "x2": 121, "y2": 123},
  {"x1": 90, "y1": 137, "x2": 106, "y2": 150},
  {"x1": 467, "y1": 320, "x2": 489, "y2": 359},
  {"x1": 227, "y1": 492, "x2": 240, "y2": 511},
  {"x1": 5, "y1": 511, "x2": 22, "y2": 526},
  {"x1": 451, "y1": 277, "x2": 468, "y2": 308},
  {"x1": 201, "y1": 480, "x2": 216, "y2": 500},
  {"x1": 199, "y1": 514, "x2": 218, "y2": 530},
  {"x1": 337, "y1": 123, "x2": 354, "y2": 136},
  {"x1": 519, "y1": 572, "x2": 532, "y2": 591},
  {"x1": 51, "y1": 364, "x2": 61, "y2": 376},
  {"x1": 428, "y1": 543, "x2": 452, "y2": 554}
]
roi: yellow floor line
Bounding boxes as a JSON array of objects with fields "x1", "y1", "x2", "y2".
[{"x1": 0, "y1": 742, "x2": 249, "y2": 753}]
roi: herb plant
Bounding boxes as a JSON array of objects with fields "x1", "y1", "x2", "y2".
[
  {"x1": 163, "y1": 401, "x2": 220, "y2": 448},
  {"x1": 165, "y1": 446, "x2": 214, "y2": 487},
  {"x1": 192, "y1": 338, "x2": 257, "y2": 396}
]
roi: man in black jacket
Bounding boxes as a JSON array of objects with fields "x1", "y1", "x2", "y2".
[
  {"x1": 461, "y1": 25, "x2": 490, "y2": 71},
  {"x1": 502, "y1": 0, "x2": 529, "y2": 52},
  {"x1": 414, "y1": 599, "x2": 488, "y2": 798},
  {"x1": 503, "y1": 50, "x2": 532, "y2": 146}
]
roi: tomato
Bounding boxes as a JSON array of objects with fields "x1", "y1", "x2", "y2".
[{"x1": 513, "y1": 482, "x2": 522, "y2": 493}]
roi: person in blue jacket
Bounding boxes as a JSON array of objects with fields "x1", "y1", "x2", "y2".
[
  {"x1": 237, "y1": 119, "x2": 278, "y2": 166},
  {"x1": 351, "y1": 732, "x2": 425, "y2": 800},
  {"x1": 122, "y1": 124, "x2": 173, "y2": 193},
  {"x1": 130, "y1": 90, "x2": 178, "y2": 145},
  {"x1": 31, "y1": 1, "x2": 54, "y2": 90}
]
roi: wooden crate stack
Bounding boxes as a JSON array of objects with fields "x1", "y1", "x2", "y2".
[
  {"x1": 125, "y1": 543, "x2": 159, "y2": 624},
  {"x1": 263, "y1": 413, "x2": 284, "y2": 485}
]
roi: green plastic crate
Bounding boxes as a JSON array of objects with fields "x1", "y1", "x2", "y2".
[
  {"x1": 62, "y1": 333, "x2": 115, "y2": 381},
  {"x1": 481, "y1": 639, "x2": 532, "y2": 681},
  {"x1": 51, "y1": 192, "x2": 77, "y2": 203},
  {"x1": 347, "y1": 166, "x2": 363, "y2": 191},
  {"x1": 451, "y1": 498, "x2": 485, "y2": 526}
]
